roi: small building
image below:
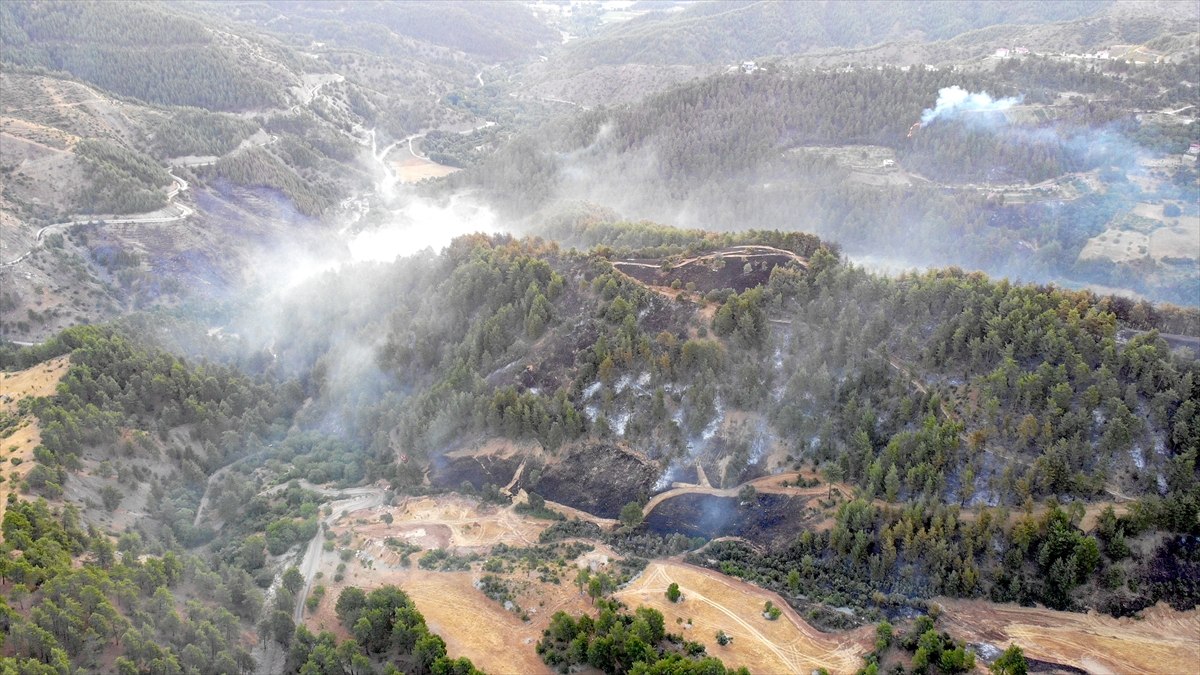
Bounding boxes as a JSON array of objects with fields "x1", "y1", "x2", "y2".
[
  {"x1": 994, "y1": 48, "x2": 1010, "y2": 58},
  {"x1": 1187, "y1": 143, "x2": 1200, "y2": 155},
  {"x1": 740, "y1": 61, "x2": 758, "y2": 74},
  {"x1": 1015, "y1": 46, "x2": 1029, "y2": 55}
]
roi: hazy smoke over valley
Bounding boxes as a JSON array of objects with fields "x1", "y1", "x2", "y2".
[{"x1": 345, "y1": 195, "x2": 501, "y2": 265}]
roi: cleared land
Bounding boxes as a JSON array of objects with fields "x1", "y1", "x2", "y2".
[
  {"x1": 304, "y1": 493, "x2": 600, "y2": 674},
  {"x1": 391, "y1": 142, "x2": 460, "y2": 184},
  {"x1": 613, "y1": 245, "x2": 808, "y2": 296},
  {"x1": 937, "y1": 598, "x2": 1200, "y2": 675},
  {"x1": 614, "y1": 561, "x2": 870, "y2": 674},
  {"x1": 1079, "y1": 228, "x2": 1151, "y2": 263},
  {"x1": 1149, "y1": 221, "x2": 1200, "y2": 262},
  {"x1": 309, "y1": 565, "x2": 557, "y2": 675}
]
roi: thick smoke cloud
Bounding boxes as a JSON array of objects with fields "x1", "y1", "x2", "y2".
[
  {"x1": 345, "y1": 196, "x2": 500, "y2": 264},
  {"x1": 921, "y1": 86, "x2": 1023, "y2": 124}
]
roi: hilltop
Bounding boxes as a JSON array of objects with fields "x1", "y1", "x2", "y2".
[{"x1": 2, "y1": 221, "x2": 1199, "y2": 673}]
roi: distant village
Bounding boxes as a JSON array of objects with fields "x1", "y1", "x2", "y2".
[{"x1": 993, "y1": 44, "x2": 1166, "y2": 64}]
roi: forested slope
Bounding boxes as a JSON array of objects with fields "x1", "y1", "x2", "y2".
[
  {"x1": 561, "y1": 0, "x2": 1110, "y2": 66},
  {"x1": 443, "y1": 59, "x2": 1200, "y2": 305},
  {"x1": 0, "y1": 1, "x2": 289, "y2": 111},
  {"x1": 1, "y1": 223, "x2": 1198, "y2": 674}
]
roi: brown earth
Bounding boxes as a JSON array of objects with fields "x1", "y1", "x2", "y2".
[
  {"x1": 308, "y1": 565, "x2": 556, "y2": 675},
  {"x1": 614, "y1": 561, "x2": 870, "y2": 674},
  {"x1": 936, "y1": 597, "x2": 1200, "y2": 675},
  {"x1": 391, "y1": 142, "x2": 460, "y2": 184},
  {"x1": 308, "y1": 493, "x2": 606, "y2": 674},
  {"x1": 339, "y1": 494, "x2": 548, "y2": 555},
  {"x1": 0, "y1": 355, "x2": 70, "y2": 521}
]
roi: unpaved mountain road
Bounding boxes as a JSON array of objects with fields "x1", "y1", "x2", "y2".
[
  {"x1": 252, "y1": 482, "x2": 387, "y2": 675},
  {"x1": 2, "y1": 171, "x2": 193, "y2": 267}
]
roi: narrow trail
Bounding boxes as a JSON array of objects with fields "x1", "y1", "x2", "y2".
[
  {"x1": 193, "y1": 451, "x2": 269, "y2": 528},
  {"x1": 501, "y1": 459, "x2": 527, "y2": 496}
]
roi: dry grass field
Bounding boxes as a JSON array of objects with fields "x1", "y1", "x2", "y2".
[
  {"x1": 615, "y1": 561, "x2": 870, "y2": 674},
  {"x1": 0, "y1": 355, "x2": 70, "y2": 521},
  {"x1": 937, "y1": 597, "x2": 1200, "y2": 675}
]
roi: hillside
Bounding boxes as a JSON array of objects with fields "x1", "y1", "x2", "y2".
[
  {"x1": 3, "y1": 4, "x2": 1200, "y2": 674},
  {"x1": 203, "y1": 0, "x2": 558, "y2": 62},
  {"x1": 444, "y1": 56, "x2": 1200, "y2": 306},
  {"x1": 0, "y1": 1, "x2": 292, "y2": 111},
  {"x1": 1, "y1": 224, "x2": 1198, "y2": 673},
  {"x1": 557, "y1": 0, "x2": 1111, "y2": 67}
]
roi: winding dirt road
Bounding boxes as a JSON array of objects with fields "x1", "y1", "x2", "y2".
[
  {"x1": 2, "y1": 171, "x2": 193, "y2": 267},
  {"x1": 641, "y1": 471, "x2": 848, "y2": 518},
  {"x1": 614, "y1": 560, "x2": 868, "y2": 673}
]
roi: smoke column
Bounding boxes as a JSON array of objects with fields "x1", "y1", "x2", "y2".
[{"x1": 921, "y1": 86, "x2": 1023, "y2": 123}]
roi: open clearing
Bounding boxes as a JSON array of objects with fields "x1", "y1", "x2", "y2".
[
  {"x1": 0, "y1": 355, "x2": 70, "y2": 521},
  {"x1": 391, "y1": 143, "x2": 460, "y2": 184},
  {"x1": 1149, "y1": 221, "x2": 1200, "y2": 261},
  {"x1": 614, "y1": 561, "x2": 869, "y2": 674},
  {"x1": 308, "y1": 565, "x2": 557, "y2": 675},
  {"x1": 304, "y1": 493, "x2": 603, "y2": 674},
  {"x1": 937, "y1": 598, "x2": 1200, "y2": 675},
  {"x1": 347, "y1": 493, "x2": 547, "y2": 553},
  {"x1": 1079, "y1": 229, "x2": 1151, "y2": 263}
]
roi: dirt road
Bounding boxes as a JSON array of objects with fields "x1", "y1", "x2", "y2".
[
  {"x1": 2, "y1": 171, "x2": 193, "y2": 267},
  {"x1": 193, "y1": 451, "x2": 272, "y2": 528},
  {"x1": 642, "y1": 471, "x2": 849, "y2": 518},
  {"x1": 614, "y1": 560, "x2": 868, "y2": 673},
  {"x1": 253, "y1": 483, "x2": 387, "y2": 675}
]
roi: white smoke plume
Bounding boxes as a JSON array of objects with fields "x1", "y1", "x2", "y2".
[{"x1": 921, "y1": 86, "x2": 1023, "y2": 124}]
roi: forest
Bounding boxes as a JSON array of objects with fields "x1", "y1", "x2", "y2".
[
  {"x1": 441, "y1": 60, "x2": 1199, "y2": 305},
  {"x1": 74, "y1": 140, "x2": 172, "y2": 215},
  {"x1": 537, "y1": 601, "x2": 747, "y2": 675},
  {"x1": 559, "y1": 1, "x2": 1109, "y2": 67},
  {"x1": 0, "y1": 1, "x2": 287, "y2": 110},
  {"x1": 1, "y1": 214, "x2": 1197, "y2": 673}
]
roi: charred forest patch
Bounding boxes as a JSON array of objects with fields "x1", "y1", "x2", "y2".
[
  {"x1": 431, "y1": 453, "x2": 524, "y2": 491},
  {"x1": 645, "y1": 492, "x2": 814, "y2": 543},
  {"x1": 535, "y1": 441, "x2": 660, "y2": 519}
]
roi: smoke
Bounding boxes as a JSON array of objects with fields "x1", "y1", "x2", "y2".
[
  {"x1": 921, "y1": 86, "x2": 1023, "y2": 124},
  {"x1": 345, "y1": 195, "x2": 500, "y2": 264}
]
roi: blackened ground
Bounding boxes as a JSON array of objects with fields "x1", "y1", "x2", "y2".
[
  {"x1": 1025, "y1": 658, "x2": 1088, "y2": 674},
  {"x1": 431, "y1": 453, "x2": 524, "y2": 491},
  {"x1": 645, "y1": 492, "x2": 814, "y2": 544},
  {"x1": 1142, "y1": 534, "x2": 1200, "y2": 610},
  {"x1": 534, "y1": 442, "x2": 659, "y2": 519}
]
